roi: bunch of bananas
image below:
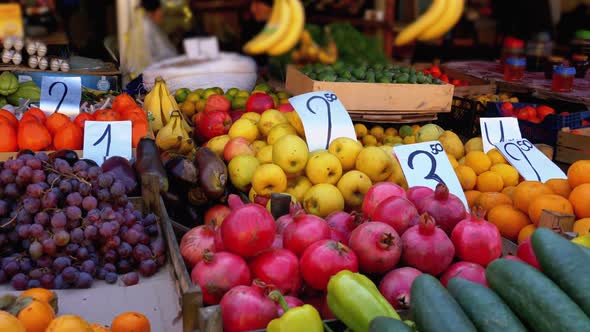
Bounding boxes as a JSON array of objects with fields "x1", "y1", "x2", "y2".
[
  {"x1": 292, "y1": 29, "x2": 338, "y2": 65},
  {"x1": 155, "y1": 110, "x2": 195, "y2": 154},
  {"x1": 394, "y1": 0, "x2": 465, "y2": 46},
  {"x1": 243, "y1": 0, "x2": 305, "y2": 56}
]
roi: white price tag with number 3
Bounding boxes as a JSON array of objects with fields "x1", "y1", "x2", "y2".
[
  {"x1": 40, "y1": 76, "x2": 82, "y2": 119},
  {"x1": 394, "y1": 142, "x2": 469, "y2": 210},
  {"x1": 494, "y1": 138, "x2": 566, "y2": 182},
  {"x1": 83, "y1": 121, "x2": 132, "y2": 166},
  {"x1": 288, "y1": 91, "x2": 357, "y2": 151}
]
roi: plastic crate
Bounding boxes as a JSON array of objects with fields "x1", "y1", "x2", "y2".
[
  {"x1": 435, "y1": 96, "x2": 486, "y2": 138},
  {"x1": 486, "y1": 102, "x2": 590, "y2": 145}
]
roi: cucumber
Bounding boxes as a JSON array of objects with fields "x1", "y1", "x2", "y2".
[
  {"x1": 369, "y1": 316, "x2": 413, "y2": 332},
  {"x1": 486, "y1": 259, "x2": 590, "y2": 332},
  {"x1": 532, "y1": 228, "x2": 590, "y2": 316},
  {"x1": 411, "y1": 274, "x2": 477, "y2": 332},
  {"x1": 447, "y1": 278, "x2": 527, "y2": 332}
]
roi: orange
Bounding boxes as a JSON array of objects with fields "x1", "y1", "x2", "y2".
[
  {"x1": 528, "y1": 194, "x2": 574, "y2": 225},
  {"x1": 512, "y1": 181, "x2": 554, "y2": 213},
  {"x1": 573, "y1": 218, "x2": 590, "y2": 236},
  {"x1": 476, "y1": 192, "x2": 513, "y2": 214},
  {"x1": 46, "y1": 315, "x2": 93, "y2": 332},
  {"x1": 465, "y1": 190, "x2": 482, "y2": 209},
  {"x1": 464, "y1": 151, "x2": 492, "y2": 175},
  {"x1": 502, "y1": 186, "x2": 516, "y2": 199},
  {"x1": 111, "y1": 312, "x2": 151, "y2": 332},
  {"x1": 455, "y1": 165, "x2": 476, "y2": 190},
  {"x1": 545, "y1": 178, "x2": 572, "y2": 199},
  {"x1": 16, "y1": 298, "x2": 55, "y2": 332},
  {"x1": 490, "y1": 164, "x2": 519, "y2": 187},
  {"x1": 488, "y1": 204, "x2": 531, "y2": 241},
  {"x1": 476, "y1": 171, "x2": 504, "y2": 192},
  {"x1": 570, "y1": 183, "x2": 590, "y2": 218},
  {"x1": 567, "y1": 160, "x2": 590, "y2": 188},
  {"x1": 518, "y1": 224, "x2": 537, "y2": 244},
  {"x1": 487, "y1": 148, "x2": 507, "y2": 164}
]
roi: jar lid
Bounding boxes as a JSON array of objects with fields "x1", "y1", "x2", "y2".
[
  {"x1": 506, "y1": 57, "x2": 526, "y2": 66},
  {"x1": 504, "y1": 37, "x2": 524, "y2": 48},
  {"x1": 572, "y1": 54, "x2": 589, "y2": 61},
  {"x1": 554, "y1": 66, "x2": 576, "y2": 75},
  {"x1": 575, "y1": 30, "x2": 590, "y2": 40}
]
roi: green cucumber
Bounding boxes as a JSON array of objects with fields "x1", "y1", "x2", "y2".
[
  {"x1": 447, "y1": 278, "x2": 527, "y2": 332},
  {"x1": 487, "y1": 258, "x2": 590, "y2": 332},
  {"x1": 369, "y1": 316, "x2": 413, "y2": 332},
  {"x1": 411, "y1": 274, "x2": 477, "y2": 332},
  {"x1": 532, "y1": 228, "x2": 590, "y2": 316}
]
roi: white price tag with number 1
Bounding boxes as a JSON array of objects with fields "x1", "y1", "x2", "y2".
[
  {"x1": 39, "y1": 76, "x2": 82, "y2": 119},
  {"x1": 394, "y1": 141, "x2": 469, "y2": 210},
  {"x1": 83, "y1": 121, "x2": 132, "y2": 166},
  {"x1": 494, "y1": 138, "x2": 566, "y2": 182},
  {"x1": 288, "y1": 91, "x2": 357, "y2": 151},
  {"x1": 480, "y1": 117, "x2": 522, "y2": 153}
]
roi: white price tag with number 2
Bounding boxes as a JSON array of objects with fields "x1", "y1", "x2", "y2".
[
  {"x1": 494, "y1": 138, "x2": 566, "y2": 182},
  {"x1": 394, "y1": 142, "x2": 469, "y2": 210},
  {"x1": 40, "y1": 76, "x2": 82, "y2": 119},
  {"x1": 83, "y1": 121, "x2": 132, "y2": 166},
  {"x1": 288, "y1": 91, "x2": 356, "y2": 151}
]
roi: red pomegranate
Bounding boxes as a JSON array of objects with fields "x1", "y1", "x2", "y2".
[
  {"x1": 517, "y1": 238, "x2": 541, "y2": 270},
  {"x1": 214, "y1": 227, "x2": 225, "y2": 251},
  {"x1": 406, "y1": 186, "x2": 434, "y2": 211},
  {"x1": 419, "y1": 183, "x2": 466, "y2": 234},
  {"x1": 204, "y1": 204, "x2": 232, "y2": 228},
  {"x1": 272, "y1": 234, "x2": 283, "y2": 249},
  {"x1": 283, "y1": 212, "x2": 331, "y2": 257},
  {"x1": 371, "y1": 197, "x2": 419, "y2": 235},
  {"x1": 179, "y1": 225, "x2": 216, "y2": 268},
  {"x1": 439, "y1": 262, "x2": 488, "y2": 288},
  {"x1": 220, "y1": 282, "x2": 278, "y2": 332},
  {"x1": 300, "y1": 240, "x2": 358, "y2": 290},
  {"x1": 451, "y1": 209, "x2": 502, "y2": 267},
  {"x1": 379, "y1": 267, "x2": 423, "y2": 309},
  {"x1": 362, "y1": 183, "x2": 406, "y2": 220},
  {"x1": 249, "y1": 248, "x2": 301, "y2": 296},
  {"x1": 325, "y1": 211, "x2": 358, "y2": 243},
  {"x1": 276, "y1": 296, "x2": 304, "y2": 317},
  {"x1": 348, "y1": 222, "x2": 402, "y2": 274}
]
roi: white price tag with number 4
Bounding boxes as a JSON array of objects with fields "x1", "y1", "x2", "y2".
[
  {"x1": 40, "y1": 76, "x2": 82, "y2": 119},
  {"x1": 83, "y1": 121, "x2": 132, "y2": 166},
  {"x1": 494, "y1": 138, "x2": 566, "y2": 182},
  {"x1": 394, "y1": 142, "x2": 469, "y2": 209},
  {"x1": 288, "y1": 91, "x2": 357, "y2": 151},
  {"x1": 480, "y1": 117, "x2": 522, "y2": 153}
]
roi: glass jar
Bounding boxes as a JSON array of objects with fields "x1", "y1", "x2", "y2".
[
  {"x1": 572, "y1": 54, "x2": 589, "y2": 78},
  {"x1": 571, "y1": 30, "x2": 590, "y2": 58},
  {"x1": 504, "y1": 57, "x2": 526, "y2": 81},
  {"x1": 501, "y1": 37, "x2": 525, "y2": 68},
  {"x1": 544, "y1": 55, "x2": 564, "y2": 79},
  {"x1": 552, "y1": 66, "x2": 576, "y2": 92}
]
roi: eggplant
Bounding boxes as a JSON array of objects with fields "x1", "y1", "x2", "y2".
[
  {"x1": 135, "y1": 137, "x2": 168, "y2": 192},
  {"x1": 49, "y1": 150, "x2": 79, "y2": 165},
  {"x1": 164, "y1": 156, "x2": 198, "y2": 190},
  {"x1": 102, "y1": 156, "x2": 138, "y2": 194},
  {"x1": 195, "y1": 147, "x2": 227, "y2": 200}
]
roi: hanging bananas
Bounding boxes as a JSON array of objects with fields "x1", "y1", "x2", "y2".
[{"x1": 143, "y1": 77, "x2": 192, "y2": 134}]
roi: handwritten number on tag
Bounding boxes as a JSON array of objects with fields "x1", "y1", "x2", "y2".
[
  {"x1": 306, "y1": 94, "x2": 337, "y2": 149},
  {"x1": 505, "y1": 140, "x2": 540, "y2": 181},
  {"x1": 408, "y1": 146, "x2": 446, "y2": 185},
  {"x1": 483, "y1": 121, "x2": 505, "y2": 146},
  {"x1": 430, "y1": 143, "x2": 444, "y2": 155},
  {"x1": 93, "y1": 124, "x2": 112, "y2": 160},
  {"x1": 49, "y1": 82, "x2": 68, "y2": 112}
]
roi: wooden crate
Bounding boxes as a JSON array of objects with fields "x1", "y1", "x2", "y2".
[
  {"x1": 441, "y1": 66, "x2": 497, "y2": 97},
  {"x1": 556, "y1": 128, "x2": 590, "y2": 164}
]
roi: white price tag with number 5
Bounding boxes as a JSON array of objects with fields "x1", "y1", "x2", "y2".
[
  {"x1": 480, "y1": 117, "x2": 522, "y2": 152},
  {"x1": 40, "y1": 76, "x2": 82, "y2": 119},
  {"x1": 83, "y1": 121, "x2": 132, "y2": 166},
  {"x1": 288, "y1": 91, "x2": 357, "y2": 151},
  {"x1": 394, "y1": 142, "x2": 469, "y2": 209},
  {"x1": 494, "y1": 138, "x2": 566, "y2": 182}
]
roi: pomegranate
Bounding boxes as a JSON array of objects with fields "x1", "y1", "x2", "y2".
[
  {"x1": 348, "y1": 221, "x2": 402, "y2": 274},
  {"x1": 401, "y1": 213, "x2": 455, "y2": 275},
  {"x1": 379, "y1": 267, "x2": 422, "y2": 309},
  {"x1": 229, "y1": 110, "x2": 245, "y2": 123},
  {"x1": 246, "y1": 93, "x2": 275, "y2": 114},
  {"x1": 320, "y1": 295, "x2": 335, "y2": 319},
  {"x1": 406, "y1": 186, "x2": 434, "y2": 211},
  {"x1": 451, "y1": 210, "x2": 502, "y2": 267},
  {"x1": 272, "y1": 234, "x2": 283, "y2": 249},
  {"x1": 517, "y1": 238, "x2": 541, "y2": 270},
  {"x1": 214, "y1": 227, "x2": 225, "y2": 251},
  {"x1": 325, "y1": 211, "x2": 358, "y2": 243},
  {"x1": 276, "y1": 214, "x2": 294, "y2": 235},
  {"x1": 276, "y1": 296, "x2": 304, "y2": 317},
  {"x1": 191, "y1": 251, "x2": 251, "y2": 305},
  {"x1": 371, "y1": 197, "x2": 419, "y2": 235},
  {"x1": 179, "y1": 225, "x2": 216, "y2": 268},
  {"x1": 220, "y1": 282, "x2": 277, "y2": 332},
  {"x1": 221, "y1": 197, "x2": 276, "y2": 257},
  {"x1": 204, "y1": 204, "x2": 232, "y2": 227},
  {"x1": 362, "y1": 183, "x2": 406, "y2": 219},
  {"x1": 439, "y1": 262, "x2": 488, "y2": 288},
  {"x1": 330, "y1": 229, "x2": 348, "y2": 243},
  {"x1": 249, "y1": 249, "x2": 301, "y2": 296},
  {"x1": 283, "y1": 212, "x2": 331, "y2": 257},
  {"x1": 300, "y1": 240, "x2": 359, "y2": 290},
  {"x1": 419, "y1": 183, "x2": 466, "y2": 234}
]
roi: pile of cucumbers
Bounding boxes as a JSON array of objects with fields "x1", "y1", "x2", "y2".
[
  {"x1": 398, "y1": 228, "x2": 590, "y2": 332},
  {"x1": 300, "y1": 62, "x2": 443, "y2": 84}
]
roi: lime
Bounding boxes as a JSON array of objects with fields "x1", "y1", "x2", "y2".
[
  {"x1": 232, "y1": 96, "x2": 248, "y2": 110},
  {"x1": 399, "y1": 125, "x2": 414, "y2": 138},
  {"x1": 174, "y1": 88, "x2": 191, "y2": 103},
  {"x1": 237, "y1": 90, "x2": 250, "y2": 98},
  {"x1": 226, "y1": 88, "x2": 239, "y2": 96},
  {"x1": 212, "y1": 87, "x2": 224, "y2": 95},
  {"x1": 192, "y1": 88, "x2": 204, "y2": 96},
  {"x1": 254, "y1": 82, "x2": 271, "y2": 93},
  {"x1": 202, "y1": 89, "x2": 217, "y2": 99}
]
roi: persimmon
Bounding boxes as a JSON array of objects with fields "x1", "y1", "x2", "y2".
[
  {"x1": 74, "y1": 112, "x2": 95, "y2": 130},
  {"x1": 0, "y1": 109, "x2": 18, "y2": 128},
  {"x1": 46, "y1": 315, "x2": 93, "y2": 332},
  {"x1": 21, "y1": 107, "x2": 47, "y2": 124},
  {"x1": 14, "y1": 297, "x2": 55, "y2": 332},
  {"x1": 123, "y1": 107, "x2": 147, "y2": 123},
  {"x1": 132, "y1": 120, "x2": 150, "y2": 148},
  {"x1": 91, "y1": 323, "x2": 112, "y2": 332},
  {"x1": 0, "y1": 119, "x2": 18, "y2": 152},
  {"x1": 46, "y1": 112, "x2": 71, "y2": 136},
  {"x1": 53, "y1": 122, "x2": 83, "y2": 150},
  {"x1": 94, "y1": 108, "x2": 120, "y2": 121},
  {"x1": 112, "y1": 93, "x2": 137, "y2": 114},
  {"x1": 19, "y1": 288, "x2": 58, "y2": 313},
  {"x1": 17, "y1": 119, "x2": 51, "y2": 151},
  {"x1": 0, "y1": 311, "x2": 25, "y2": 331},
  {"x1": 111, "y1": 312, "x2": 151, "y2": 332}
]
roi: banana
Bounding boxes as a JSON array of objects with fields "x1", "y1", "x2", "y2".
[
  {"x1": 144, "y1": 79, "x2": 164, "y2": 132},
  {"x1": 156, "y1": 135, "x2": 183, "y2": 151},
  {"x1": 394, "y1": 0, "x2": 448, "y2": 46},
  {"x1": 243, "y1": 0, "x2": 291, "y2": 55},
  {"x1": 159, "y1": 86, "x2": 174, "y2": 125},
  {"x1": 418, "y1": 0, "x2": 464, "y2": 40},
  {"x1": 156, "y1": 111, "x2": 189, "y2": 151},
  {"x1": 178, "y1": 138, "x2": 195, "y2": 155},
  {"x1": 267, "y1": 0, "x2": 305, "y2": 56}
]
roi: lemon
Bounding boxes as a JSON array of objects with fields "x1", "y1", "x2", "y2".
[
  {"x1": 477, "y1": 171, "x2": 504, "y2": 192},
  {"x1": 354, "y1": 123, "x2": 368, "y2": 138},
  {"x1": 490, "y1": 164, "x2": 519, "y2": 187},
  {"x1": 464, "y1": 137, "x2": 483, "y2": 153},
  {"x1": 464, "y1": 151, "x2": 492, "y2": 175},
  {"x1": 455, "y1": 165, "x2": 477, "y2": 190},
  {"x1": 487, "y1": 148, "x2": 507, "y2": 164},
  {"x1": 362, "y1": 135, "x2": 378, "y2": 146}
]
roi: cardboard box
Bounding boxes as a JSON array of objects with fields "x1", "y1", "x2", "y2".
[
  {"x1": 285, "y1": 65, "x2": 454, "y2": 113},
  {"x1": 556, "y1": 128, "x2": 590, "y2": 164}
]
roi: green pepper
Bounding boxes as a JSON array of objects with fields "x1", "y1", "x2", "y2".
[
  {"x1": 327, "y1": 270, "x2": 401, "y2": 332},
  {"x1": 267, "y1": 291, "x2": 325, "y2": 332}
]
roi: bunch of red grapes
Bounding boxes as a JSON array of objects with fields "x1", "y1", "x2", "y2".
[{"x1": 0, "y1": 152, "x2": 165, "y2": 290}]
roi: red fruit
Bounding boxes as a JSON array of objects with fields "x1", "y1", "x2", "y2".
[
  {"x1": 528, "y1": 117, "x2": 542, "y2": 124},
  {"x1": 401, "y1": 213, "x2": 455, "y2": 276},
  {"x1": 330, "y1": 229, "x2": 348, "y2": 243},
  {"x1": 198, "y1": 110, "x2": 232, "y2": 141},
  {"x1": 254, "y1": 194, "x2": 270, "y2": 207},
  {"x1": 249, "y1": 249, "x2": 301, "y2": 296},
  {"x1": 21, "y1": 107, "x2": 47, "y2": 124},
  {"x1": 406, "y1": 186, "x2": 434, "y2": 212},
  {"x1": 440, "y1": 74, "x2": 450, "y2": 83},
  {"x1": 277, "y1": 103, "x2": 294, "y2": 113},
  {"x1": 451, "y1": 210, "x2": 502, "y2": 267},
  {"x1": 560, "y1": 112, "x2": 570, "y2": 116},
  {"x1": 451, "y1": 79, "x2": 461, "y2": 86},
  {"x1": 204, "y1": 204, "x2": 232, "y2": 228},
  {"x1": 220, "y1": 282, "x2": 278, "y2": 332},
  {"x1": 325, "y1": 211, "x2": 357, "y2": 243},
  {"x1": 582, "y1": 120, "x2": 590, "y2": 126},
  {"x1": 536, "y1": 105, "x2": 555, "y2": 121},
  {"x1": 520, "y1": 105, "x2": 537, "y2": 119},
  {"x1": 283, "y1": 212, "x2": 331, "y2": 257},
  {"x1": 221, "y1": 203, "x2": 276, "y2": 257},
  {"x1": 362, "y1": 182, "x2": 406, "y2": 220},
  {"x1": 0, "y1": 109, "x2": 18, "y2": 128},
  {"x1": 348, "y1": 222, "x2": 401, "y2": 274},
  {"x1": 229, "y1": 110, "x2": 245, "y2": 122},
  {"x1": 516, "y1": 108, "x2": 530, "y2": 120},
  {"x1": 214, "y1": 228, "x2": 225, "y2": 251},
  {"x1": 300, "y1": 240, "x2": 358, "y2": 290},
  {"x1": 371, "y1": 197, "x2": 418, "y2": 235},
  {"x1": 272, "y1": 234, "x2": 283, "y2": 249},
  {"x1": 192, "y1": 111, "x2": 205, "y2": 127},
  {"x1": 439, "y1": 262, "x2": 488, "y2": 288},
  {"x1": 191, "y1": 251, "x2": 251, "y2": 305},
  {"x1": 204, "y1": 94, "x2": 231, "y2": 113},
  {"x1": 516, "y1": 238, "x2": 541, "y2": 270},
  {"x1": 504, "y1": 254, "x2": 524, "y2": 262},
  {"x1": 431, "y1": 71, "x2": 442, "y2": 78},
  {"x1": 419, "y1": 183, "x2": 466, "y2": 234},
  {"x1": 223, "y1": 137, "x2": 255, "y2": 162},
  {"x1": 73, "y1": 112, "x2": 95, "y2": 130},
  {"x1": 379, "y1": 267, "x2": 422, "y2": 309},
  {"x1": 180, "y1": 225, "x2": 216, "y2": 268},
  {"x1": 500, "y1": 102, "x2": 514, "y2": 117},
  {"x1": 246, "y1": 93, "x2": 275, "y2": 114},
  {"x1": 277, "y1": 296, "x2": 304, "y2": 317},
  {"x1": 320, "y1": 295, "x2": 335, "y2": 319}
]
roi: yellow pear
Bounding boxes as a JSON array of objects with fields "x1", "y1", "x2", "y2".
[
  {"x1": 229, "y1": 118, "x2": 259, "y2": 142},
  {"x1": 205, "y1": 134, "x2": 230, "y2": 158},
  {"x1": 256, "y1": 144, "x2": 274, "y2": 164},
  {"x1": 305, "y1": 151, "x2": 343, "y2": 185},
  {"x1": 465, "y1": 137, "x2": 483, "y2": 153},
  {"x1": 259, "y1": 109, "x2": 288, "y2": 136},
  {"x1": 273, "y1": 135, "x2": 309, "y2": 174},
  {"x1": 286, "y1": 176, "x2": 313, "y2": 202},
  {"x1": 267, "y1": 123, "x2": 297, "y2": 145},
  {"x1": 328, "y1": 137, "x2": 363, "y2": 171},
  {"x1": 355, "y1": 146, "x2": 393, "y2": 182},
  {"x1": 228, "y1": 155, "x2": 260, "y2": 192},
  {"x1": 303, "y1": 183, "x2": 345, "y2": 217},
  {"x1": 251, "y1": 164, "x2": 287, "y2": 196},
  {"x1": 241, "y1": 112, "x2": 261, "y2": 123},
  {"x1": 285, "y1": 111, "x2": 305, "y2": 137},
  {"x1": 251, "y1": 140, "x2": 267, "y2": 152},
  {"x1": 337, "y1": 170, "x2": 373, "y2": 209},
  {"x1": 439, "y1": 130, "x2": 465, "y2": 159}
]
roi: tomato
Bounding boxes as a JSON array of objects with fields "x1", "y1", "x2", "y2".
[
  {"x1": 516, "y1": 108, "x2": 530, "y2": 120},
  {"x1": 528, "y1": 117, "x2": 542, "y2": 124},
  {"x1": 451, "y1": 79, "x2": 461, "y2": 86},
  {"x1": 429, "y1": 66, "x2": 442, "y2": 75},
  {"x1": 582, "y1": 120, "x2": 590, "y2": 126},
  {"x1": 500, "y1": 102, "x2": 514, "y2": 117},
  {"x1": 536, "y1": 105, "x2": 556, "y2": 121},
  {"x1": 521, "y1": 106, "x2": 537, "y2": 119},
  {"x1": 560, "y1": 112, "x2": 570, "y2": 116},
  {"x1": 440, "y1": 74, "x2": 450, "y2": 83}
]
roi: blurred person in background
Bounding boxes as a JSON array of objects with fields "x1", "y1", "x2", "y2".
[{"x1": 140, "y1": 0, "x2": 178, "y2": 65}]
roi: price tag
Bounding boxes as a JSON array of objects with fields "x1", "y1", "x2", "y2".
[
  {"x1": 393, "y1": 142, "x2": 468, "y2": 209},
  {"x1": 494, "y1": 138, "x2": 566, "y2": 182},
  {"x1": 480, "y1": 117, "x2": 522, "y2": 152},
  {"x1": 183, "y1": 37, "x2": 220, "y2": 60},
  {"x1": 40, "y1": 76, "x2": 81, "y2": 119},
  {"x1": 83, "y1": 121, "x2": 132, "y2": 166},
  {"x1": 288, "y1": 91, "x2": 356, "y2": 151}
]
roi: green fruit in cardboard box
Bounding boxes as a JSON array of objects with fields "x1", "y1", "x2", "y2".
[
  {"x1": 7, "y1": 81, "x2": 41, "y2": 105},
  {"x1": 399, "y1": 125, "x2": 414, "y2": 138},
  {"x1": 0, "y1": 71, "x2": 19, "y2": 96},
  {"x1": 174, "y1": 88, "x2": 191, "y2": 103}
]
